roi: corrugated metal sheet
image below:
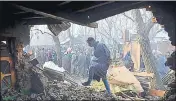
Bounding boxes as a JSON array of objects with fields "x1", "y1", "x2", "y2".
[{"x1": 47, "y1": 22, "x2": 71, "y2": 36}]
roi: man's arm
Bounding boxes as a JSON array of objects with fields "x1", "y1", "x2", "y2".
[{"x1": 103, "y1": 44, "x2": 110, "y2": 59}]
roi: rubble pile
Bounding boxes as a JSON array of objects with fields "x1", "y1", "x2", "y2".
[
  {"x1": 162, "y1": 51, "x2": 176, "y2": 101},
  {"x1": 2, "y1": 53, "x2": 174, "y2": 100},
  {"x1": 1, "y1": 56, "x2": 116, "y2": 101},
  {"x1": 15, "y1": 56, "x2": 33, "y2": 93}
]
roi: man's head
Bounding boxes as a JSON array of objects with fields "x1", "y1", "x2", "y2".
[
  {"x1": 87, "y1": 37, "x2": 95, "y2": 47},
  {"x1": 66, "y1": 47, "x2": 72, "y2": 54}
]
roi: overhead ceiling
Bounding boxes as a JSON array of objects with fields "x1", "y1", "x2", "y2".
[
  {"x1": 0, "y1": 1, "x2": 146, "y2": 26},
  {"x1": 0, "y1": 1, "x2": 175, "y2": 45}
]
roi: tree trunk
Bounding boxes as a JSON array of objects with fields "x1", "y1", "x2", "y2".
[
  {"x1": 134, "y1": 9, "x2": 165, "y2": 90},
  {"x1": 52, "y1": 36, "x2": 62, "y2": 67},
  {"x1": 94, "y1": 28, "x2": 96, "y2": 40},
  {"x1": 47, "y1": 22, "x2": 71, "y2": 67},
  {"x1": 47, "y1": 24, "x2": 71, "y2": 67},
  {"x1": 68, "y1": 28, "x2": 72, "y2": 47}
]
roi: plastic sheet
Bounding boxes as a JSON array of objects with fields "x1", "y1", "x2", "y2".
[{"x1": 43, "y1": 61, "x2": 65, "y2": 72}]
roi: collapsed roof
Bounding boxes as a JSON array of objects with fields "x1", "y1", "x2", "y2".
[{"x1": 0, "y1": 1, "x2": 175, "y2": 45}]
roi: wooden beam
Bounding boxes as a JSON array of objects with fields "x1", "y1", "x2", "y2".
[
  {"x1": 79, "y1": 1, "x2": 146, "y2": 24},
  {"x1": 57, "y1": 1, "x2": 71, "y2": 6},
  {"x1": 74, "y1": 1, "x2": 114, "y2": 13},
  {"x1": 13, "y1": 11, "x2": 28, "y2": 14},
  {"x1": 23, "y1": 18, "x2": 63, "y2": 25},
  {"x1": 22, "y1": 16, "x2": 46, "y2": 20},
  {"x1": 11, "y1": 3, "x2": 98, "y2": 28},
  {"x1": 132, "y1": 72, "x2": 154, "y2": 78}
]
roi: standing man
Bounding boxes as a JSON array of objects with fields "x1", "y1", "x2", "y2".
[
  {"x1": 82, "y1": 37, "x2": 111, "y2": 95},
  {"x1": 77, "y1": 51, "x2": 86, "y2": 77},
  {"x1": 62, "y1": 47, "x2": 72, "y2": 73},
  {"x1": 41, "y1": 48, "x2": 46, "y2": 64},
  {"x1": 71, "y1": 51, "x2": 78, "y2": 75}
]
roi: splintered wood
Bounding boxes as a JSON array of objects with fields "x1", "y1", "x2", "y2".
[
  {"x1": 132, "y1": 72, "x2": 154, "y2": 78},
  {"x1": 108, "y1": 66, "x2": 144, "y2": 93}
]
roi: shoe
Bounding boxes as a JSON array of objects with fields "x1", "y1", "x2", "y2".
[
  {"x1": 82, "y1": 81, "x2": 90, "y2": 86},
  {"x1": 104, "y1": 91, "x2": 112, "y2": 97}
]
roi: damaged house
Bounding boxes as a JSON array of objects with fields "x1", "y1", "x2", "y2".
[{"x1": 0, "y1": 1, "x2": 175, "y2": 100}]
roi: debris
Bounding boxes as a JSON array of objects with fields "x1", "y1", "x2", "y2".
[
  {"x1": 149, "y1": 89, "x2": 166, "y2": 97},
  {"x1": 132, "y1": 72, "x2": 154, "y2": 78},
  {"x1": 163, "y1": 51, "x2": 176, "y2": 101},
  {"x1": 108, "y1": 66, "x2": 144, "y2": 93},
  {"x1": 1, "y1": 56, "x2": 117, "y2": 100},
  {"x1": 28, "y1": 58, "x2": 39, "y2": 66},
  {"x1": 2, "y1": 95, "x2": 17, "y2": 101},
  {"x1": 43, "y1": 61, "x2": 65, "y2": 72}
]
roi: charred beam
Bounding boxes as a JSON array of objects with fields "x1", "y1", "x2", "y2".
[
  {"x1": 23, "y1": 18, "x2": 63, "y2": 25},
  {"x1": 79, "y1": 1, "x2": 146, "y2": 24},
  {"x1": 57, "y1": 1, "x2": 72, "y2": 6},
  {"x1": 74, "y1": 1, "x2": 114, "y2": 13},
  {"x1": 22, "y1": 16, "x2": 46, "y2": 20},
  {"x1": 13, "y1": 11, "x2": 28, "y2": 14},
  {"x1": 14, "y1": 12, "x2": 45, "y2": 20},
  {"x1": 11, "y1": 3, "x2": 98, "y2": 28}
]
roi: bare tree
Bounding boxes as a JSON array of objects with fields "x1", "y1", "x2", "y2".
[
  {"x1": 97, "y1": 15, "x2": 126, "y2": 60},
  {"x1": 134, "y1": 9, "x2": 165, "y2": 90},
  {"x1": 30, "y1": 23, "x2": 71, "y2": 67},
  {"x1": 47, "y1": 23, "x2": 71, "y2": 67},
  {"x1": 121, "y1": 9, "x2": 165, "y2": 90}
]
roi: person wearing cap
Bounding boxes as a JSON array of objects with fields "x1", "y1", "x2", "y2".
[{"x1": 82, "y1": 37, "x2": 111, "y2": 95}]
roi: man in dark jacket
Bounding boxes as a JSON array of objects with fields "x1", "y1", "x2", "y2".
[{"x1": 82, "y1": 37, "x2": 111, "y2": 94}]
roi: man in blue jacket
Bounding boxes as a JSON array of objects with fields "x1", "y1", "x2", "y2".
[{"x1": 82, "y1": 37, "x2": 111, "y2": 95}]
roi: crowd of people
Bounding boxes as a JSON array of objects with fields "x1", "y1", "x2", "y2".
[
  {"x1": 62, "y1": 46, "x2": 92, "y2": 78},
  {"x1": 23, "y1": 37, "x2": 172, "y2": 96},
  {"x1": 24, "y1": 37, "x2": 112, "y2": 95},
  {"x1": 24, "y1": 46, "x2": 57, "y2": 66},
  {"x1": 24, "y1": 45, "x2": 92, "y2": 78}
]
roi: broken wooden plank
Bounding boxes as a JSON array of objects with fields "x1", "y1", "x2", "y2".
[
  {"x1": 162, "y1": 70, "x2": 175, "y2": 85},
  {"x1": 149, "y1": 89, "x2": 166, "y2": 97},
  {"x1": 43, "y1": 67, "x2": 79, "y2": 86},
  {"x1": 120, "y1": 92, "x2": 135, "y2": 100},
  {"x1": 132, "y1": 72, "x2": 154, "y2": 78}
]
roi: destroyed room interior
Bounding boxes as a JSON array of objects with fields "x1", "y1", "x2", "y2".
[{"x1": 0, "y1": 1, "x2": 176, "y2": 101}]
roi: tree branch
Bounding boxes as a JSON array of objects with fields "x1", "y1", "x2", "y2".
[
  {"x1": 104, "y1": 18, "x2": 113, "y2": 37},
  {"x1": 31, "y1": 29, "x2": 54, "y2": 37},
  {"x1": 122, "y1": 13, "x2": 135, "y2": 22},
  {"x1": 144, "y1": 17, "x2": 155, "y2": 37},
  {"x1": 97, "y1": 29, "x2": 118, "y2": 44},
  {"x1": 155, "y1": 28, "x2": 163, "y2": 34}
]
